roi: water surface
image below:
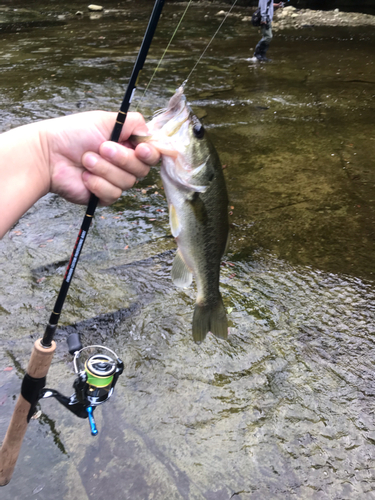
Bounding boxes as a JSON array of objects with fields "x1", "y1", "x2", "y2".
[{"x1": 1, "y1": 2, "x2": 375, "y2": 499}]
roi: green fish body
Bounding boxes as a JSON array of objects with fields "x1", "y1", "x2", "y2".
[{"x1": 138, "y1": 87, "x2": 229, "y2": 342}]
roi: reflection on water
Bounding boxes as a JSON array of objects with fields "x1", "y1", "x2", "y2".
[{"x1": 1, "y1": 1, "x2": 375, "y2": 499}]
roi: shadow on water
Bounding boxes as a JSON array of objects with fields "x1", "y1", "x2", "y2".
[{"x1": 1, "y1": 1, "x2": 375, "y2": 499}]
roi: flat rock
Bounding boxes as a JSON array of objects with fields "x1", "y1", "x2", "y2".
[{"x1": 88, "y1": 4, "x2": 103, "y2": 11}]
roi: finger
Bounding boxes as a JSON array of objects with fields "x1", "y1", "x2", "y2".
[
  {"x1": 134, "y1": 143, "x2": 161, "y2": 166},
  {"x1": 82, "y1": 152, "x2": 140, "y2": 191},
  {"x1": 82, "y1": 171, "x2": 123, "y2": 206},
  {"x1": 95, "y1": 111, "x2": 149, "y2": 146},
  {"x1": 99, "y1": 142, "x2": 151, "y2": 178},
  {"x1": 117, "y1": 112, "x2": 149, "y2": 142}
]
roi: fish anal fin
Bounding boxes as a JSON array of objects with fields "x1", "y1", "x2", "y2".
[
  {"x1": 169, "y1": 204, "x2": 181, "y2": 237},
  {"x1": 171, "y1": 250, "x2": 193, "y2": 288},
  {"x1": 192, "y1": 296, "x2": 228, "y2": 343}
]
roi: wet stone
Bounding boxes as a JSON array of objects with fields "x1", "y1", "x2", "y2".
[{"x1": 88, "y1": 4, "x2": 103, "y2": 12}]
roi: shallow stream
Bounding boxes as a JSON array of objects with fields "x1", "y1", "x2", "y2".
[{"x1": 1, "y1": 2, "x2": 375, "y2": 499}]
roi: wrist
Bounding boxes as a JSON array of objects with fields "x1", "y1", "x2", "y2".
[{"x1": 30, "y1": 121, "x2": 52, "y2": 195}]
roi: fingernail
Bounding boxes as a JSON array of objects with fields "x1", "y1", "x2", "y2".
[
  {"x1": 84, "y1": 154, "x2": 97, "y2": 169},
  {"x1": 101, "y1": 141, "x2": 117, "y2": 159}
]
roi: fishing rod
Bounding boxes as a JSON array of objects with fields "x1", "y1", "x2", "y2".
[{"x1": 0, "y1": 0, "x2": 165, "y2": 486}]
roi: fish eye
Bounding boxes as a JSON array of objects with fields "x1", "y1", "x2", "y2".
[{"x1": 192, "y1": 124, "x2": 205, "y2": 139}]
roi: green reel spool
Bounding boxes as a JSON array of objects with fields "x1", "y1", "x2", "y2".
[
  {"x1": 73, "y1": 346, "x2": 123, "y2": 407},
  {"x1": 85, "y1": 355, "x2": 116, "y2": 388}
]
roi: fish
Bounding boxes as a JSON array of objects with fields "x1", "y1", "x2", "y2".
[{"x1": 133, "y1": 87, "x2": 229, "y2": 342}]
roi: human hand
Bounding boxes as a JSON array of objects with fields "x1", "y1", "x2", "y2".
[{"x1": 43, "y1": 111, "x2": 160, "y2": 206}]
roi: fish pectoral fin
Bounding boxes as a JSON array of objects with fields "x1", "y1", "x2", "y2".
[
  {"x1": 169, "y1": 204, "x2": 181, "y2": 238},
  {"x1": 186, "y1": 191, "x2": 200, "y2": 202},
  {"x1": 192, "y1": 296, "x2": 228, "y2": 343},
  {"x1": 171, "y1": 250, "x2": 193, "y2": 288}
]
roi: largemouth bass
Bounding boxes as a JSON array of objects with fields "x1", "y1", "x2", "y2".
[{"x1": 135, "y1": 87, "x2": 229, "y2": 342}]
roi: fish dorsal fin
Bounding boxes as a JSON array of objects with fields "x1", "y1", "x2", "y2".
[
  {"x1": 171, "y1": 250, "x2": 193, "y2": 288},
  {"x1": 169, "y1": 204, "x2": 181, "y2": 237}
]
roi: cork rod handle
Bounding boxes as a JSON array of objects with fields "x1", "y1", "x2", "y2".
[{"x1": 0, "y1": 339, "x2": 56, "y2": 486}]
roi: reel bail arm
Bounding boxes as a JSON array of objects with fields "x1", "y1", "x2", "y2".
[{"x1": 39, "y1": 338, "x2": 124, "y2": 436}]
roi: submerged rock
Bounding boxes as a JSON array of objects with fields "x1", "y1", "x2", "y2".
[{"x1": 89, "y1": 13, "x2": 103, "y2": 20}]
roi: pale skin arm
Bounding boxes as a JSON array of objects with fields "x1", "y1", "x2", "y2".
[{"x1": 0, "y1": 111, "x2": 160, "y2": 239}]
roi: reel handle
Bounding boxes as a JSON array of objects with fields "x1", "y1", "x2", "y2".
[
  {"x1": 86, "y1": 407, "x2": 98, "y2": 436},
  {"x1": 0, "y1": 339, "x2": 56, "y2": 486},
  {"x1": 67, "y1": 332, "x2": 83, "y2": 355}
]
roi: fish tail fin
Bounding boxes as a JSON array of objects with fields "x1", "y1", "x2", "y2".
[{"x1": 192, "y1": 296, "x2": 228, "y2": 343}]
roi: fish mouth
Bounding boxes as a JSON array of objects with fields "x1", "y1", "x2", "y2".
[
  {"x1": 135, "y1": 87, "x2": 208, "y2": 191},
  {"x1": 130, "y1": 87, "x2": 190, "y2": 157},
  {"x1": 149, "y1": 86, "x2": 190, "y2": 138}
]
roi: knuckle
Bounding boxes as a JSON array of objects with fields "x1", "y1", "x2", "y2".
[
  {"x1": 139, "y1": 165, "x2": 151, "y2": 177},
  {"x1": 131, "y1": 111, "x2": 145, "y2": 125},
  {"x1": 120, "y1": 173, "x2": 136, "y2": 191},
  {"x1": 117, "y1": 151, "x2": 129, "y2": 169},
  {"x1": 149, "y1": 148, "x2": 161, "y2": 166},
  {"x1": 105, "y1": 187, "x2": 122, "y2": 205},
  {"x1": 96, "y1": 159, "x2": 110, "y2": 177},
  {"x1": 88, "y1": 175, "x2": 101, "y2": 194}
]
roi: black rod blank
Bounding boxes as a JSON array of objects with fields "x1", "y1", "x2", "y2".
[{"x1": 42, "y1": 0, "x2": 166, "y2": 347}]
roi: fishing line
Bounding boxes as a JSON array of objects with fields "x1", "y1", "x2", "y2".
[
  {"x1": 136, "y1": 0, "x2": 193, "y2": 110},
  {"x1": 182, "y1": 0, "x2": 239, "y2": 87}
]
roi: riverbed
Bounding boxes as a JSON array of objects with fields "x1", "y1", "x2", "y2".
[{"x1": 1, "y1": 1, "x2": 375, "y2": 499}]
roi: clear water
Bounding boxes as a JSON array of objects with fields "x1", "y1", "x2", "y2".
[{"x1": 1, "y1": 2, "x2": 375, "y2": 499}]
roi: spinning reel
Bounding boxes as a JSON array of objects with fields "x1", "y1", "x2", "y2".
[{"x1": 38, "y1": 333, "x2": 123, "y2": 436}]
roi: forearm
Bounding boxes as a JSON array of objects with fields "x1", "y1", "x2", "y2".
[
  {"x1": 259, "y1": 0, "x2": 268, "y2": 19},
  {"x1": 0, "y1": 122, "x2": 50, "y2": 238}
]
